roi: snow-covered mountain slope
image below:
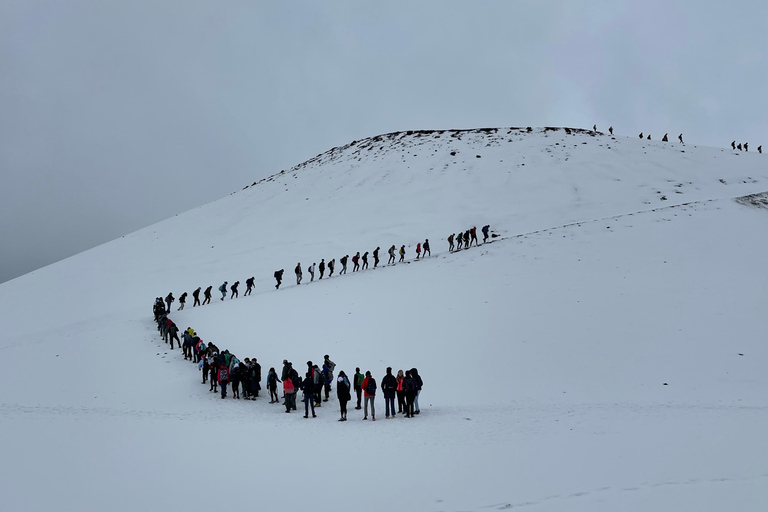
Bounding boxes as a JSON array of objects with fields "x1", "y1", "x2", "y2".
[{"x1": 1, "y1": 128, "x2": 766, "y2": 512}]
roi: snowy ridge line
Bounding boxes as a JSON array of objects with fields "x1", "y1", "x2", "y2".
[{"x1": 239, "y1": 125, "x2": 600, "y2": 191}]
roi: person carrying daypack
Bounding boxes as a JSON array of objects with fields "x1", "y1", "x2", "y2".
[
  {"x1": 192, "y1": 287, "x2": 201, "y2": 307},
  {"x1": 361, "y1": 251, "x2": 369, "y2": 270},
  {"x1": 245, "y1": 277, "x2": 255, "y2": 296},
  {"x1": 361, "y1": 371, "x2": 376, "y2": 421},
  {"x1": 218, "y1": 282, "x2": 228, "y2": 301},
  {"x1": 274, "y1": 269, "x2": 284, "y2": 289},
  {"x1": 218, "y1": 363, "x2": 230, "y2": 399},
  {"x1": 178, "y1": 292, "x2": 187, "y2": 310},
  {"x1": 328, "y1": 259, "x2": 335, "y2": 277},
  {"x1": 340, "y1": 255, "x2": 348, "y2": 275},
  {"x1": 398, "y1": 245, "x2": 405, "y2": 263},
  {"x1": 319, "y1": 259, "x2": 325, "y2": 279},
  {"x1": 308, "y1": 263, "x2": 315, "y2": 282},
  {"x1": 165, "y1": 293, "x2": 174, "y2": 312},
  {"x1": 203, "y1": 286, "x2": 212, "y2": 305},
  {"x1": 448, "y1": 233, "x2": 455, "y2": 252},
  {"x1": 373, "y1": 247, "x2": 380, "y2": 268},
  {"x1": 423, "y1": 239, "x2": 430, "y2": 257},
  {"x1": 482, "y1": 225, "x2": 490, "y2": 243},
  {"x1": 387, "y1": 245, "x2": 396, "y2": 264},
  {"x1": 416, "y1": 243, "x2": 421, "y2": 260},
  {"x1": 283, "y1": 373, "x2": 295, "y2": 413},
  {"x1": 230, "y1": 281, "x2": 239, "y2": 299},
  {"x1": 295, "y1": 263, "x2": 302, "y2": 285},
  {"x1": 336, "y1": 371, "x2": 352, "y2": 421}
]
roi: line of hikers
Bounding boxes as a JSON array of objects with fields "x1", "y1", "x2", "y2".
[
  {"x1": 152, "y1": 297, "x2": 424, "y2": 421},
  {"x1": 447, "y1": 225, "x2": 492, "y2": 252},
  {"x1": 731, "y1": 141, "x2": 761, "y2": 153},
  {"x1": 158, "y1": 224, "x2": 492, "y2": 307}
]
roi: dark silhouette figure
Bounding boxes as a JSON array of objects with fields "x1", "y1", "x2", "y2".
[
  {"x1": 744, "y1": 142, "x2": 748, "y2": 152},
  {"x1": 202, "y1": 286, "x2": 212, "y2": 305},
  {"x1": 593, "y1": 124, "x2": 597, "y2": 131},
  {"x1": 732, "y1": 141, "x2": 736, "y2": 150},
  {"x1": 192, "y1": 287, "x2": 201, "y2": 307},
  {"x1": 274, "y1": 269, "x2": 284, "y2": 289},
  {"x1": 758, "y1": 145, "x2": 762, "y2": 154},
  {"x1": 678, "y1": 133, "x2": 683, "y2": 143},
  {"x1": 639, "y1": 133, "x2": 643, "y2": 139},
  {"x1": 647, "y1": 134, "x2": 651, "y2": 140},
  {"x1": 662, "y1": 133, "x2": 668, "y2": 142},
  {"x1": 362, "y1": 251, "x2": 369, "y2": 270},
  {"x1": 230, "y1": 281, "x2": 239, "y2": 299},
  {"x1": 319, "y1": 259, "x2": 325, "y2": 279},
  {"x1": 373, "y1": 247, "x2": 380, "y2": 268},
  {"x1": 423, "y1": 239, "x2": 430, "y2": 257},
  {"x1": 737, "y1": 143, "x2": 742, "y2": 151},
  {"x1": 609, "y1": 126, "x2": 613, "y2": 135},
  {"x1": 244, "y1": 277, "x2": 254, "y2": 296}
]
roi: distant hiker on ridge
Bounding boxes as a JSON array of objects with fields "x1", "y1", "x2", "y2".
[
  {"x1": 731, "y1": 141, "x2": 736, "y2": 150},
  {"x1": 274, "y1": 269, "x2": 284, "y2": 289},
  {"x1": 328, "y1": 259, "x2": 335, "y2": 277},
  {"x1": 423, "y1": 239, "x2": 430, "y2": 257},
  {"x1": 373, "y1": 247, "x2": 380, "y2": 268},
  {"x1": 244, "y1": 277, "x2": 254, "y2": 296},
  {"x1": 340, "y1": 255, "x2": 348, "y2": 275},
  {"x1": 662, "y1": 133, "x2": 668, "y2": 142},
  {"x1": 230, "y1": 281, "x2": 239, "y2": 299},
  {"x1": 398, "y1": 245, "x2": 405, "y2": 263},
  {"x1": 192, "y1": 287, "x2": 201, "y2": 307},
  {"x1": 178, "y1": 292, "x2": 187, "y2": 311},
  {"x1": 678, "y1": 133, "x2": 683, "y2": 143},
  {"x1": 202, "y1": 286, "x2": 212, "y2": 305},
  {"x1": 388, "y1": 245, "x2": 396, "y2": 264},
  {"x1": 352, "y1": 252, "x2": 360, "y2": 272},
  {"x1": 609, "y1": 126, "x2": 613, "y2": 135},
  {"x1": 319, "y1": 259, "x2": 325, "y2": 279},
  {"x1": 219, "y1": 281, "x2": 228, "y2": 301},
  {"x1": 482, "y1": 225, "x2": 490, "y2": 243},
  {"x1": 295, "y1": 263, "x2": 302, "y2": 285},
  {"x1": 639, "y1": 132, "x2": 643, "y2": 139},
  {"x1": 362, "y1": 251, "x2": 369, "y2": 270},
  {"x1": 309, "y1": 262, "x2": 315, "y2": 282},
  {"x1": 448, "y1": 233, "x2": 455, "y2": 252}
]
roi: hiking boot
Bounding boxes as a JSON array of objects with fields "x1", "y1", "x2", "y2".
[
  {"x1": 312, "y1": 414, "x2": 316, "y2": 418},
  {"x1": 303, "y1": 415, "x2": 308, "y2": 418}
]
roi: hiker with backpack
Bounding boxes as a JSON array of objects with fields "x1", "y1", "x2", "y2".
[
  {"x1": 361, "y1": 371, "x2": 376, "y2": 421},
  {"x1": 210, "y1": 357, "x2": 219, "y2": 393},
  {"x1": 328, "y1": 259, "x2": 335, "y2": 277},
  {"x1": 423, "y1": 239, "x2": 430, "y2": 257},
  {"x1": 218, "y1": 358, "x2": 230, "y2": 398},
  {"x1": 202, "y1": 286, "x2": 212, "y2": 305},
  {"x1": 416, "y1": 243, "x2": 421, "y2": 260},
  {"x1": 354, "y1": 367, "x2": 364, "y2": 410},
  {"x1": 482, "y1": 225, "x2": 490, "y2": 243},
  {"x1": 398, "y1": 245, "x2": 405, "y2": 263},
  {"x1": 455, "y1": 231, "x2": 463, "y2": 250},
  {"x1": 381, "y1": 367, "x2": 398, "y2": 419},
  {"x1": 336, "y1": 371, "x2": 352, "y2": 421},
  {"x1": 244, "y1": 277, "x2": 255, "y2": 296},
  {"x1": 192, "y1": 287, "x2": 201, "y2": 307},
  {"x1": 387, "y1": 245, "x2": 396, "y2": 264},
  {"x1": 301, "y1": 372, "x2": 317, "y2": 418},
  {"x1": 312, "y1": 364, "x2": 324, "y2": 406},
  {"x1": 219, "y1": 282, "x2": 228, "y2": 301},
  {"x1": 340, "y1": 255, "x2": 348, "y2": 275},
  {"x1": 361, "y1": 251, "x2": 368, "y2": 270},
  {"x1": 319, "y1": 259, "x2": 325, "y2": 279},
  {"x1": 168, "y1": 322, "x2": 180, "y2": 349},
  {"x1": 308, "y1": 263, "x2": 315, "y2": 282},
  {"x1": 165, "y1": 293, "x2": 174, "y2": 312},
  {"x1": 373, "y1": 247, "x2": 380, "y2": 268},
  {"x1": 352, "y1": 252, "x2": 360, "y2": 272},
  {"x1": 274, "y1": 269, "x2": 284, "y2": 289},
  {"x1": 178, "y1": 292, "x2": 187, "y2": 310},
  {"x1": 283, "y1": 371, "x2": 295, "y2": 413},
  {"x1": 230, "y1": 364, "x2": 241, "y2": 399},
  {"x1": 295, "y1": 263, "x2": 302, "y2": 285},
  {"x1": 230, "y1": 281, "x2": 239, "y2": 299}
]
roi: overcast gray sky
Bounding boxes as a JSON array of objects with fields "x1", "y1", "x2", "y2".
[{"x1": 1, "y1": 0, "x2": 766, "y2": 283}]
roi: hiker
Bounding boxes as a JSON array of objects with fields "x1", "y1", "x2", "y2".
[
  {"x1": 737, "y1": 143, "x2": 742, "y2": 151},
  {"x1": 340, "y1": 255, "x2": 348, "y2": 275},
  {"x1": 403, "y1": 370, "x2": 417, "y2": 418},
  {"x1": 388, "y1": 245, "x2": 396, "y2": 264},
  {"x1": 456, "y1": 231, "x2": 463, "y2": 250},
  {"x1": 609, "y1": 126, "x2": 613, "y2": 135},
  {"x1": 192, "y1": 287, "x2": 201, "y2": 307},
  {"x1": 678, "y1": 133, "x2": 683, "y2": 143},
  {"x1": 482, "y1": 224, "x2": 490, "y2": 243},
  {"x1": 328, "y1": 259, "x2": 335, "y2": 277},
  {"x1": 662, "y1": 133, "x2": 668, "y2": 142},
  {"x1": 218, "y1": 282, "x2": 227, "y2": 301},
  {"x1": 411, "y1": 367, "x2": 423, "y2": 414},
  {"x1": 398, "y1": 245, "x2": 405, "y2": 263},
  {"x1": 323, "y1": 355, "x2": 336, "y2": 401},
  {"x1": 218, "y1": 362, "x2": 230, "y2": 399},
  {"x1": 244, "y1": 277, "x2": 254, "y2": 296},
  {"x1": 308, "y1": 263, "x2": 315, "y2": 282},
  {"x1": 744, "y1": 142, "x2": 749, "y2": 152},
  {"x1": 593, "y1": 124, "x2": 596, "y2": 131},
  {"x1": 267, "y1": 367, "x2": 281, "y2": 403},
  {"x1": 463, "y1": 230, "x2": 470, "y2": 248},
  {"x1": 361, "y1": 251, "x2": 369, "y2": 270},
  {"x1": 210, "y1": 357, "x2": 219, "y2": 393},
  {"x1": 354, "y1": 367, "x2": 364, "y2": 410},
  {"x1": 230, "y1": 281, "x2": 239, "y2": 299},
  {"x1": 230, "y1": 364, "x2": 241, "y2": 399},
  {"x1": 647, "y1": 134, "x2": 651, "y2": 140},
  {"x1": 758, "y1": 145, "x2": 762, "y2": 154},
  {"x1": 295, "y1": 263, "x2": 302, "y2": 285},
  {"x1": 639, "y1": 132, "x2": 643, "y2": 139},
  {"x1": 178, "y1": 292, "x2": 187, "y2": 310},
  {"x1": 165, "y1": 293, "x2": 174, "y2": 312},
  {"x1": 396, "y1": 370, "x2": 406, "y2": 414},
  {"x1": 274, "y1": 269, "x2": 284, "y2": 289},
  {"x1": 336, "y1": 371, "x2": 351, "y2": 421},
  {"x1": 361, "y1": 371, "x2": 376, "y2": 420},
  {"x1": 416, "y1": 243, "x2": 421, "y2": 260},
  {"x1": 283, "y1": 370, "x2": 295, "y2": 413},
  {"x1": 352, "y1": 252, "x2": 360, "y2": 272},
  {"x1": 202, "y1": 285, "x2": 213, "y2": 306},
  {"x1": 381, "y1": 367, "x2": 397, "y2": 419},
  {"x1": 249, "y1": 358, "x2": 261, "y2": 398},
  {"x1": 373, "y1": 247, "x2": 380, "y2": 268},
  {"x1": 448, "y1": 233, "x2": 455, "y2": 252},
  {"x1": 312, "y1": 364, "x2": 324, "y2": 406},
  {"x1": 168, "y1": 322, "x2": 180, "y2": 349},
  {"x1": 301, "y1": 372, "x2": 316, "y2": 418},
  {"x1": 319, "y1": 259, "x2": 325, "y2": 279},
  {"x1": 423, "y1": 239, "x2": 430, "y2": 257},
  {"x1": 201, "y1": 356, "x2": 209, "y2": 384}
]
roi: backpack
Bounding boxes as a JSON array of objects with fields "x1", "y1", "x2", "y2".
[
  {"x1": 284, "y1": 378, "x2": 295, "y2": 394},
  {"x1": 366, "y1": 377, "x2": 376, "y2": 395},
  {"x1": 218, "y1": 366, "x2": 230, "y2": 383}
]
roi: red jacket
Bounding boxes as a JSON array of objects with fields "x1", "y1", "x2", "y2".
[{"x1": 362, "y1": 376, "x2": 376, "y2": 397}]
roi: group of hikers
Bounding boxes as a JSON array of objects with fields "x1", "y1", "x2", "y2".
[
  {"x1": 160, "y1": 224, "x2": 492, "y2": 302},
  {"x1": 596, "y1": 124, "x2": 761, "y2": 153},
  {"x1": 152, "y1": 297, "x2": 425, "y2": 421},
  {"x1": 447, "y1": 225, "x2": 491, "y2": 252}
]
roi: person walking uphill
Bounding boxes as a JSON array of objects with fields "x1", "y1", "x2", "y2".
[
  {"x1": 381, "y1": 367, "x2": 397, "y2": 419},
  {"x1": 340, "y1": 255, "x2": 348, "y2": 275},
  {"x1": 328, "y1": 259, "x2": 335, "y2": 277},
  {"x1": 399, "y1": 245, "x2": 405, "y2": 263},
  {"x1": 219, "y1": 282, "x2": 228, "y2": 301},
  {"x1": 319, "y1": 259, "x2": 325, "y2": 279},
  {"x1": 362, "y1": 251, "x2": 369, "y2": 270},
  {"x1": 295, "y1": 263, "x2": 302, "y2": 285},
  {"x1": 245, "y1": 277, "x2": 254, "y2": 296},
  {"x1": 178, "y1": 292, "x2": 187, "y2": 310},
  {"x1": 336, "y1": 371, "x2": 351, "y2": 421},
  {"x1": 352, "y1": 252, "x2": 360, "y2": 272},
  {"x1": 202, "y1": 286, "x2": 212, "y2": 305},
  {"x1": 423, "y1": 239, "x2": 430, "y2": 257},
  {"x1": 482, "y1": 225, "x2": 490, "y2": 243},
  {"x1": 373, "y1": 247, "x2": 380, "y2": 268},
  {"x1": 388, "y1": 245, "x2": 396, "y2": 265},
  {"x1": 192, "y1": 287, "x2": 201, "y2": 307},
  {"x1": 308, "y1": 263, "x2": 315, "y2": 282},
  {"x1": 361, "y1": 371, "x2": 376, "y2": 421},
  {"x1": 274, "y1": 269, "x2": 284, "y2": 289},
  {"x1": 165, "y1": 293, "x2": 174, "y2": 312},
  {"x1": 230, "y1": 281, "x2": 239, "y2": 299}
]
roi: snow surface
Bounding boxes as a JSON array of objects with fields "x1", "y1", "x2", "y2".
[{"x1": 1, "y1": 127, "x2": 767, "y2": 511}]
